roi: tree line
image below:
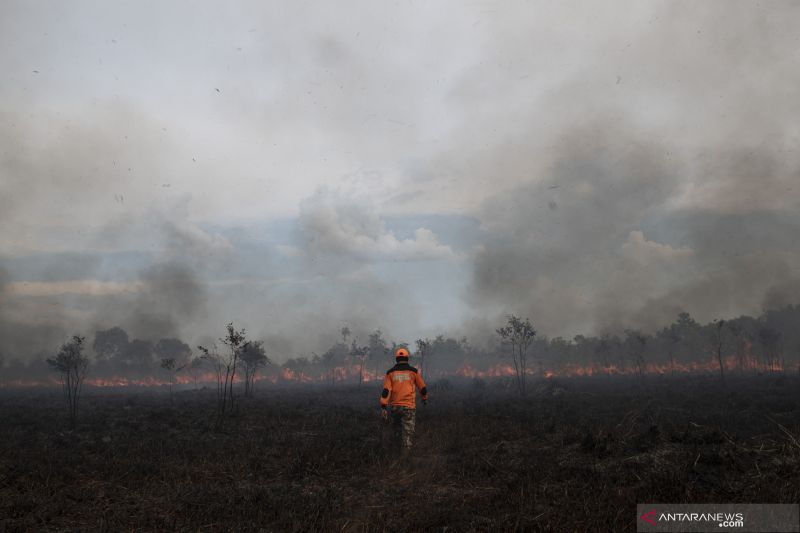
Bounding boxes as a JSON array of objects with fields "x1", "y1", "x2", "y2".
[
  {"x1": 3, "y1": 306, "x2": 800, "y2": 388},
  {"x1": 2, "y1": 305, "x2": 800, "y2": 420}
]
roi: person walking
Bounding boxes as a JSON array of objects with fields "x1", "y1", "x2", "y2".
[{"x1": 380, "y1": 347, "x2": 428, "y2": 454}]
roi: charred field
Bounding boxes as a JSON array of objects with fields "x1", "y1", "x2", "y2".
[{"x1": 1, "y1": 375, "x2": 798, "y2": 532}]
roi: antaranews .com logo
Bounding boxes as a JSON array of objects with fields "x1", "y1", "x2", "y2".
[
  {"x1": 636, "y1": 504, "x2": 798, "y2": 532},
  {"x1": 641, "y1": 509, "x2": 744, "y2": 528}
]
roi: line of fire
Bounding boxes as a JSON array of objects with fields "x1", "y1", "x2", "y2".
[{"x1": 3, "y1": 306, "x2": 798, "y2": 390}]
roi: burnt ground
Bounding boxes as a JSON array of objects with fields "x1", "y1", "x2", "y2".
[{"x1": 0, "y1": 375, "x2": 798, "y2": 532}]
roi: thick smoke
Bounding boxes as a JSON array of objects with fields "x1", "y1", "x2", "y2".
[
  {"x1": 442, "y1": 2, "x2": 800, "y2": 339},
  {"x1": 2, "y1": 1, "x2": 800, "y2": 374},
  {"x1": 85, "y1": 216, "x2": 226, "y2": 343},
  {"x1": 468, "y1": 126, "x2": 800, "y2": 337},
  {"x1": 241, "y1": 188, "x2": 455, "y2": 356},
  {"x1": 0, "y1": 265, "x2": 69, "y2": 363},
  {"x1": 120, "y1": 262, "x2": 208, "y2": 341}
]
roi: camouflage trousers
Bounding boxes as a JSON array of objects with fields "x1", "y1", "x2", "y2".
[{"x1": 390, "y1": 406, "x2": 416, "y2": 450}]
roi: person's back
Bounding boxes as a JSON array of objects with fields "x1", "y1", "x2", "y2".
[{"x1": 380, "y1": 347, "x2": 428, "y2": 453}]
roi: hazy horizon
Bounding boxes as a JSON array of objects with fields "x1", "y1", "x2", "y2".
[{"x1": 2, "y1": 1, "x2": 800, "y2": 362}]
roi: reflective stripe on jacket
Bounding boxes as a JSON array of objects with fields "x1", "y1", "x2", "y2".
[{"x1": 380, "y1": 362, "x2": 427, "y2": 409}]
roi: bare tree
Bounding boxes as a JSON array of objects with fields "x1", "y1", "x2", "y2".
[
  {"x1": 198, "y1": 344, "x2": 225, "y2": 411},
  {"x1": 710, "y1": 319, "x2": 727, "y2": 380},
  {"x1": 240, "y1": 341, "x2": 270, "y2": 397},
  {"x1": 665, "y1": 325, "x2": 680, "y2": 376},
  {"x1": 220, "y1": 322, "x2": 246, "y2": 408},
  {"x1": 349, "y1": 340, "x2": 369, "y2": 386},
  {"x1": 496, "y1": 315, "x2": 536, "y2": 395},
  {"x1": 160, "y1": 358, "x2": 179, "y2": 405},
  {"x1": 415, "y1": 338, "x2": 430, "y2": 377},
  {"x1": 198, "y1": 322, "x2": 248, "y2": 420},
  {"x1": 156, "y1": 338, "x2": 191, "y2": 404},
  {"x1": 340, "y1": 326, "x2": 351, "y2": 345},
  {"x1": 47, "y1": 336, "x2": 89, "y2": 427}
]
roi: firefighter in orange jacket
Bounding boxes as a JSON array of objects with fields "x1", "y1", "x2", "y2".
[{"x1": 380, "y1": 347, "x2": 428, "y2": 451}]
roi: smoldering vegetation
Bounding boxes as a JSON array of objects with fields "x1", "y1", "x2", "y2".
[{"x1": 1, "y1": 376, "x2": 798, "y2": 531}]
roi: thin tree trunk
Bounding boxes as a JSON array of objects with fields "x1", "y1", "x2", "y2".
[
  {"x1": 510, "y1": 341, "x2": 522, "y2": 395},
  {"x1": 229, "y1": 360, "x2": 237, "y2": 406}
]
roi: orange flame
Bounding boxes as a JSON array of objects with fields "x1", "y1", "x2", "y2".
[{"x1": 2, "y1": 354, "x2": 796, "y2": 389}]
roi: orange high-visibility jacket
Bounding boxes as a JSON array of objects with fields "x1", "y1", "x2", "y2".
[{"x1": 380, "y1": 362, "x2": 428, "y2": 409}]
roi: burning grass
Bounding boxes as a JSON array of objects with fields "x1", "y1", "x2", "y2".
[{"x1": 0, "y1": 375, "x2": 798, "y2": 531}]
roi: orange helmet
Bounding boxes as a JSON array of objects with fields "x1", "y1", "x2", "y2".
[{"x1": 395, "y1": 347, "x2": 410, "y2": 359}]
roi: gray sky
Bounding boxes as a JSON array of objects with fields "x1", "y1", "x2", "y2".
[{"x1": 1, "y1": 1, "x2": 799, "y2": 361}]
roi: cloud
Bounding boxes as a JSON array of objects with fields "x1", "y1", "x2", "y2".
[
  {"x1": 297, "y1": 189, "x2": 458, "y2": 263},
  {"x1": 621, "y1": 230, "x2": 693, "y2": 266},
  {"x1": 159, "y1": 218, "x2": 233, "y2": 264}
]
